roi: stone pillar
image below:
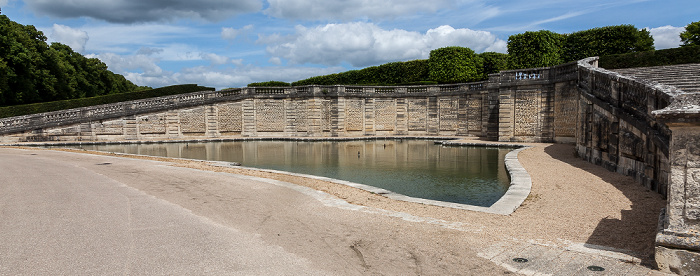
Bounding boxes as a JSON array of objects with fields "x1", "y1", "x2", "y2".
[{"x1": 653, "y1": 95, "x2": 700, "y2": 275}]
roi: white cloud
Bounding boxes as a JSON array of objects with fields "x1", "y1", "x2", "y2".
[
  {"x1": 268, "y1": 57, "x2": 282, "y2": 65},
  {"x1": 25, "y1": 0, "x2": 263, "y2": 23},
  {"x1": 201, "y1": 53, "x2": 230, "y2": 65},
  {"x1": 265, "y1": 0, "x2": 451, "y2": 21},
  {"x1": 222, "y1": 25, "x2": 253, "y2": 40},
  {"x1": 0, "y1": 0, "x2": 8, "y2": 7},
  {"x1": 264, "y1": 22, "x2": 507, "y2": 67},
  {"x1": 50, "y1": 24, "x2": 89, "y2": 52},
  {"x1": 648, "y1": 25, "x2": 684, "y2": 49},
  {"x1": 121, "y1": 64, "x2": 344, "y2": 89},
  {"x1": 87, "y1": 53, "x2": 164, "y2": 76}
]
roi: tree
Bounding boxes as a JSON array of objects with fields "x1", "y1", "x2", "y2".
[
  {"x1": 680, "y1": 21, "x2": 700, "y2": 46},
  {"x1": 562, "y1": 25, "x2": 654, "y2": 62},
  {"x1": 479, "y1": 52, "x2": 509, "y2": 78},
  {"x1": 507, "y1": 30, "x2": 564, "y2": 69},
  {"x1": 428, "y1": 46, "x2": 483, "y2": 83}
]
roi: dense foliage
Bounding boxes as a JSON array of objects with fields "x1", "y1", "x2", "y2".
[
  {"x1": 680, "y1": 21, "x2": 700, "y2": 46},
  {"x1": 507, "y1": 30, "x2": 564, "y2": 69},
  {"x1": 562, "y1": 25, "x2": 654, "y2": 62},
  {"x1": 428, "y1": 47, "x2": 482, "y2": 83},
  {"x1": 479, "y1": 52, "x2": 509, "y2": 78},
  {"x1": 599, "y1": 45, "x2": 700, "y2": 69},
  {"x1": 0, "y1": 15, "x2": 149, "y2": 107},
  {"x1": 0, "y1": 84, "x2": 214, "y2": 118},
  {"x1": 508, "y1": 25, "x2": 654, "y2": 69},
  {"x1": 291, "y1": 59, "x2": 431, "y2": 86},
  {"x1": 248, "y1": 81, "x2": 291, "y2": 87}
]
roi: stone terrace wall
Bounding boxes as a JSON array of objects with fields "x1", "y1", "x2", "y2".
[
  {"x1": 575, "y1": 57, "x2": 674, "y2": 195},
  {"x1": 0, "y1": 83, "x2": 495, "y2": 142}
]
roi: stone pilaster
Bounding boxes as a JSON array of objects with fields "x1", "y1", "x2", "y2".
[{"x1": 653, "y1": 94, "x2": 700, "y2": 275}]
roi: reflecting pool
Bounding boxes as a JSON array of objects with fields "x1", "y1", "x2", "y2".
[{"x1": 62, "y1": 140, "x2": 511, "y2": 206}]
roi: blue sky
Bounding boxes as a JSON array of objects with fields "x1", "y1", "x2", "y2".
[{"x1": 0, "y1": 0, "x2": 697, "y2": 89}]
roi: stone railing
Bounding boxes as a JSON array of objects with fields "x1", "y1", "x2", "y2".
[{"x1": 0, "y1": 82, "x2": 492, "y2": 136}]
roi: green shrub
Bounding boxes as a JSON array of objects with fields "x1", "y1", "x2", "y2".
[
  {"x1": 247, "y1": 81, "x2": 291, "y2": 87},
  {"x1": 599, "y1": 45, "x2": 700, "y2": 69},
  {"x1": 428, "y1": 47, "x2": 482, "y2": 83},
  {"x1": 479, "y1": 52, "x2": 509, "y2": 78},
  {"x1": 508, "y1": 30, "x2": 564, "y2": 69},
  {"x1": 563, "y1": 25, "x2": 654, "y2": 62},
  {"x1": 0, "y1": 84, "x2": 214, "y2": 118},
  {"x1": 292, "y1": 59, "x2": 430, "y2": 86}
]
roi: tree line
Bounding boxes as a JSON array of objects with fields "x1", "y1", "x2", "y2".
[
  {"x1": 0, "y1": 14, "x2": 150, "y2": 107},
  {"x1": 272, "y1": 22, "x2": 700, "y2": 86}
]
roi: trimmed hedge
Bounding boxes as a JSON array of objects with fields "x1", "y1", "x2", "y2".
[
  {"x1": 563, "y1": 25, "x2": 654, "y2": 62},
  {"x1": 0, "y1": 84, "x2": 214, "y2": 118},
  {"x1": 428, "y1": 47, "x2": 482, "y2": 83},
  {"x1": 292, "y1": 59, "x2": 430, "y2": 86},
  {"x1": 599, "y1": 45, "x2": 700, "y2": 69},
  {"x1": 508, "y1": 30, "x2": 564, "y2": 69},
  {"x1": 248, "y1": 81, "x2": 291, "y2": 87}
]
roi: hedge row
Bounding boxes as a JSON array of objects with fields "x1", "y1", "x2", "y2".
[
  {"x1": 508, "y1": 25, "x2": 655, "y2": 69},
  {"x1": 291, "y1": 59, "x2": 431, "y2": 86},
  {"x1": 599, "y1": 45, "x2": 700, "y2": 69},
  {"x1": 0, "y1": 84, "x2": 214, "y2": 119},
  {"x1": 248, "y1": 81, "x2": 291, "y2": 87}
]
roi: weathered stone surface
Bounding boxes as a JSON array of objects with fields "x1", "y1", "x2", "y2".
[{"x1": 655, "y1": 246, "x2": 700, "y2": 275}]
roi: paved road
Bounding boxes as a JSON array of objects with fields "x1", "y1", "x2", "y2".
[{"x1": 0, "y1": 148, "x2": 670, "y2": 275}]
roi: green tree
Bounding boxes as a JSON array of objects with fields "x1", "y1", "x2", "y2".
[
  {"x1": 680, "y1": 21, "x2": 700, "y2": 46},
  {"x1": 563, "y1": 25, "x2": 654, "y2": 62},
  {"x1": 428, "y1": 46, "x2": 482, "y2": 83},
  {"x1": 479, "y1": 52, "x2": 509, "y2": 78},
  {"x1": 507, "y1": 30, "x2": 564, "y2": 69}
]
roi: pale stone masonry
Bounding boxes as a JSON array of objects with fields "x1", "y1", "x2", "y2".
[{"x1": 1, "y1": 58, "x2": 699, "y2": 274}]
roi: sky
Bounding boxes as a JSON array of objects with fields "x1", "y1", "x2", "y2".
[{"x1": 0, "y1": 0, "x2": 697, "y2": 89}]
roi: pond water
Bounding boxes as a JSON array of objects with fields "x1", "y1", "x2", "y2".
[{"x1": 61, "y1": 140, "x2": 512, "y2": 206}]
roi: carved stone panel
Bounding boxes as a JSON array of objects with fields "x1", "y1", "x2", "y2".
[
  {"x1": 137, "y1": 114, "x2": 166, "y2": 134},
  {"x1": 374, "y1": 99, "x2": 395, "y2": 131},
  {"x1": 554, "y1": 88, "x2": 578, "y2": 137},
  {"x1": 255, "y1": 99, "x2": 285, "y2": 132},
  {"x1": 218, "y1": 103, "x2": 243, "y2": 133},
  {"x1": 514, "y1": 91, "x2": 540, "y2": 136},
  {"x1": 321, "y1": 100, "x2": 332, "y2": 131},
  {"x1": 467, "y1": 96, "x2": 482, "y2": 132},
  {"x1": 439, "y1": 98, "x2": 459, "y2": 131},
  {"x1": 345, "y1": 99, "x2": 364, "y2": 131},
  {"x1": 179, "y1": 108, "x2": 206, "y2": 134},
  {"x1": 291, "y1": 100, "x2": 308, "y2": 132},
  {"x1": 408, "y1": 99, "x2": 427, "y2": 131}
]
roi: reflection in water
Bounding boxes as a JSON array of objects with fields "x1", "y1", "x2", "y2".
[{"x1": 66, "y1": 140, "x2": 511, "y2": 206}]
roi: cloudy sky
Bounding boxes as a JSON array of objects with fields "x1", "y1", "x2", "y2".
[{"x1": 0, "y1": 0, "x2": 697, "y2": 89}]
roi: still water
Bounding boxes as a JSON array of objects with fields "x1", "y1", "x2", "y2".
[{"x1": 65, "y1": 140, "x2": 512, "y2": 206}]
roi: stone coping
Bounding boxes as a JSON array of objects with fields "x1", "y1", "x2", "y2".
[{"x1": 13, "y1": 136, "x2": 532, "y2": 216}]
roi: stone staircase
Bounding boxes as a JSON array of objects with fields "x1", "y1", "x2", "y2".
[{"x1": 612, "y1": 63, "x2": 700, "y2": 93}]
